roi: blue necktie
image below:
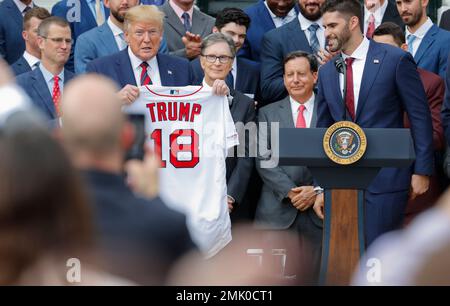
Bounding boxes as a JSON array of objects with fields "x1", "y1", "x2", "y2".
[
  {"x1": 407, "y1": 34, "x2": 416, "y2": 55},
  {"x1": 308, "y1": 23, "x2": 320, "y2": 54},
  {"x1": 182, "y1": 12, "x2": 191, "y2": 32}
]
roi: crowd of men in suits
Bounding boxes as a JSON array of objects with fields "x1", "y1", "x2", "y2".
[{"x1": 2, "y1": 0, "x2": 450, "y2": 283}]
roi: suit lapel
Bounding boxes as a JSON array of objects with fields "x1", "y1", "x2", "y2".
[
  {"x1": 64, "y1": 69, "x2": 74, "y2": 84},
  {"x1": 356, "y1": 41, "x2": 385, "y2": 121},
  {"x1": 6, "y1": 0, "x2": 23, "y2": 28},
  {"x1": 98, "y1": 23, "x2": 119, "y2": 53},
  {"x1": 31, "y1": 68, "x2": 55, "y2": 116},
  {"x1": 310, "y1": 95, "x2": 318, "y2": 128},
  {"x1": 191, "y1": 9, "x2": 209, "y2": 36},
  {"x1": 289, "y1": 20, "x2": 313, "y2": 53},
  {"x1": 279, "y1": 97, "x2": 295, "y2": 128},
  {"x1": 81, "y1": 0, "x2": 97, "y2": 28},
  {"x1": 235, "y1": 58, "x2": 246, "y2": 92},
  {"x1": 157, "y1": 54, "x2": 173, "y2": 86},
  {"x1": 117, "y1": 49, "x2": 137, "y2": 86},
  {"x1": 162, "y1": 2, "x2": 186, "y2": 37},
  {"x1": 414, "y1": 25, "x2": 438, "y2": 64},
  {"x1": 258, "y1": 1, "x2": 276, "y2": 30}
]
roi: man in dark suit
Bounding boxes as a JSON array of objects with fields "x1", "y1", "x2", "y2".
[
  {"x1": 159, "y1": 0, "x2": 215, "y2": 59},
  {"x1": 61, "y1": 74, "x2": 194, "y2": 285},
  {"x1": 239, "y1": 0, "x2": 299, "y2": 62},
  {"x1": 52, "y1": 0, "x2": 110, "y2": 72},
  {"x1": 16, "y1": 17, "x2": 74, "y2": 122},
  {"x1": 256, "y1": 51, "x2": 322, "y2": 280},
  {"x1": 190, "y1": 8, "x2": 260, "y2": 99},
  {"x1": 86, "y1": 5, "x2": 192, "y2": 105},
  {"x1": 315, "y1": 0, "x2": 433, "y2": 246},
  {"x1": 0, "y1": 0, "x2": 37, "y2": 65},
  {"x1": 362, "y1": 0, "x2": 404, "y2": 37},
  {"x1": 397, "y1": 0, "x2": 450, "y2": 79},
  {"x1": 74, "y1": 0, "x2": 169, "y2": 74},
  {"x1": 197, "y1": 32, "x2": 256, "y2": 220},
  {"x1": 11, "y1": 7, "x2": 51, "y2": 76},
  {"x1": 260, "y1": 0, "x2": 327, "y2": 104},
  {"x1": 373, "y1": 22, "x2": 445, "y2": 225}
]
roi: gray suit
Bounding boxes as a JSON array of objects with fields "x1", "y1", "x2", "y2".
[
  {"x1": 256, "y1": 95, "x2": 322, "y2": 281},
  {"x1": 256, "y1": 96, "x2": 321, "y2": 228},
  {"x1": 160, "y1": 1, "x2": 215, "y2": 58}
]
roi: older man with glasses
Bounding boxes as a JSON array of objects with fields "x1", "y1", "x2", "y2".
[
  {"x1": 199, "y1": 32, "x2": 256, "y2": 223},
  {"x1": 16, "y1": 16, "x2": 74, "y2": 125}
]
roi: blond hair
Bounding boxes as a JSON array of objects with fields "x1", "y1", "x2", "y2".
[{"x1": 124, "y1": 5, "x2": 165, "y2": 32}]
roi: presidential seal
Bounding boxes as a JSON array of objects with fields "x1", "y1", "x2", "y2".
[{"x1": 323, "y1": 121, "x2": 367, "y2": 165}]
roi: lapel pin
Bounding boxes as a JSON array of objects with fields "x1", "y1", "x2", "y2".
[
  {"x1": 374, "y1": 59, "x2": 380, "y2": 64},
  {"x1": 168, "y1": 70, "x2": 173, "y2": 75}
]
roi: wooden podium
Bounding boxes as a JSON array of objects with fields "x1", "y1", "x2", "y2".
[{"x1": 278, "y1": 128, "x2": 415, "y2": 285}]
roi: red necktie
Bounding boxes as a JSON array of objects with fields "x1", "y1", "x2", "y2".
[
  {"x1": 366, "y1": 14, "x2": 375, "y2": 38},
  {"x1": 296, "y1": 104, "x2": 307, "y2": 128},
  {"x1": 140, "y1": 62, "x2": 152, "y2": 86},
  {"x1": 345, "y1": 57, "x2": 355, "y2": 121},
  {"x1": 52, "y1": 75, "x2": 61, "y2": 116}
]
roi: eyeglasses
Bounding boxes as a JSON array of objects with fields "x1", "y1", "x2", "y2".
[
  {"x1": 41, "y1": 36, "x2": 73, "y2": 45},
  {"x1": 201, "y1": 54, "x2": 234, "y2": 64}
]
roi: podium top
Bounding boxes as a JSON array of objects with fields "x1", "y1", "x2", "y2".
[{"x1": 278, "y1": 128, "x2": 415, "y2": 168}]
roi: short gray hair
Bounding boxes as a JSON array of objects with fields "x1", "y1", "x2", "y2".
[{"x1": 200, "y1": 33, "x2": 236, "y2": 58}]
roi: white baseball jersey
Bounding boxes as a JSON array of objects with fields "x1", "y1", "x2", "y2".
[{"x1": 124, "y1": 85, "x2": 238, "y2": 258}]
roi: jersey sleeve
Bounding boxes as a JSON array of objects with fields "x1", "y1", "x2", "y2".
[{"x1": 223, "y1": 96, "x2": 239, "y2": 150}]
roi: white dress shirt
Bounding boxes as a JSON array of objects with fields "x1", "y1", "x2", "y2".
[
  {"x1": 128, "y1": 48, "x2": 161, "y2": 86},
  {"x1": 405, "y1": 17, "x2": 434, "y2": 57},
  {"x1": 264, "y1": 1, "x2": 297, "y2": 28},
  {"x1": 290, "y1": 93, "x2": 315, "y2": 128},
  {"x1": 298, "y1": 13, "x2": 325, "y2": 50},
  {"x1": 107, "y1": 17, "x2": 127, "y2": 51},
  {"x1": 339, "y1": 36, "x2": 370, "y2": 113},
  {"x1": 231, "y1": 58, "x2": 237, "y2": 89},
  {"x1": 22, "y1": 51, "x2": 40, "y2": 69},
  {"x1": 363, "y1": 0, "x2": 388, "y2": 36}
]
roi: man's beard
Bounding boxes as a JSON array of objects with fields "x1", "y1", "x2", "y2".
[
  {"x1": 403, "y1": 8, "x2": 423, "y2": 27},
  {"x1": 111, "y1": 10, "x2": 126, "y2": 23},
  {"x1": 299, "y1": 3, "x2": 322, "y2": 21},
  {"x1": 326, "y1": 27, "x2": 351, "y2": 53}
]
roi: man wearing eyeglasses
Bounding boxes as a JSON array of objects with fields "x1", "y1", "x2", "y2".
[
  {"x1": 86, "y1": 5, "x2": 194, "y2": 105},
  {"x1": 199, "y1": 32, "x2": 256, "y2": 224},
  {"x1": 16, "y1": 16, "x2": 74, "y2": 124}
]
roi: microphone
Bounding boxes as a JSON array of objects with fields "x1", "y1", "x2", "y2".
[{"x1": 334, "y1": 55, "x2": 347, "y2": 121}]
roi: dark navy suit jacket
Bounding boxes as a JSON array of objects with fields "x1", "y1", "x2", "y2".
[
  {"x1": 239, "y1": 0, "x2": 299, "y2": 62},
  {"x1": 190, "y1": 57, "x2": 260, "y2": 97},
  {"x1": 412, "y1": 24, "x2": 450, "y2": 79},
  {"x1": 317, "y1": 41, "x2": 434, "y2": 194},
  {"x1": 11, "y1": 56, "x2": 31, "y2": 76},
  {"x1": 86, "y1": 48, "x2": 193, "y2": 87},
  {"x1": 259, "y1": 18, "x2": 313, "y2": 104},
  {"x1": 0, "y1": 0, "x2": 26, "y2": 64},
  {"x1": 16, "y1": 67, "x2": 75, "y2": 120}
]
